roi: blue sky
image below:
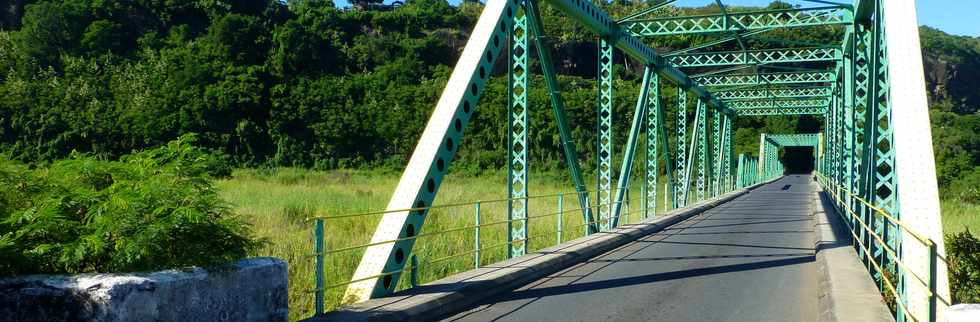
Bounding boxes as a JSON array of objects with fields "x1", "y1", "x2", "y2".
[{"x1": 331, "y1": 0, "x2": 979, "y2": 37}]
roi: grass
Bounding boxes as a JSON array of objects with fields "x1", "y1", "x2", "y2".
[
  {"x1": 940, "y1": 199, "x2": 980, "y2": 234},
  {"x1": 216, "y1": 167, "x2": 684, "y2": 321}
]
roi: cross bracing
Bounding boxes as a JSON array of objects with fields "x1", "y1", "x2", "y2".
[
  {"x1": 735, "y1": 106, "x2": 825, "y2": 116},
  {"x1": 695, "y1": 71, "x2": 835, "y2": 87},
  {"x1": 714, "y1": 87, "x2": 832, "y2": 100},
  {"x1": 623, "y1": 6, "x2": 852, "y2": 37},
  {"x1": 669, "y1": 47, "x2": 839, "y2": 67},
  {"x1": 329, "y1": 1, "x2": 952, "y2": 322},
  {"x1": 725, "y1": 98, "x2": 830, "y2": 109}
]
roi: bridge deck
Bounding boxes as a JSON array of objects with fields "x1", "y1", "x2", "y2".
[{"x1": 444, "y1": 175, "x2": 819, "y2": 322}]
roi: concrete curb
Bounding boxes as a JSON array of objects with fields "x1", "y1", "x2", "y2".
[
  {"x1": 308, "y1": 180, "x2": 777, "y2": 322},
  {"x1": 811, "y1": 179, "x2": 894, "y2": 322}
]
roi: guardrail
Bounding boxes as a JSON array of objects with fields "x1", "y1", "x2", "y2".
[
  {"x1": 306, "y1": 186, "x2": 671, "y2": 315},
  {"x1": 814, "y1": 171, "x2": 938, "y2": 322}
]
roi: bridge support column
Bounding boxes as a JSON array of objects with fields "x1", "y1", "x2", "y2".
[
  {"x1": 675, "y1": 89, "x2": 688, "y2": 208},
  {"x1": 644, "y1": 74, "x2": 660, "y2": 219},
  {"x1": 597, "y1": 38, "x2": 614, "y2": 231},
  {"x1": 507, "y1": 3, "x2": 529, "y2": 258}
]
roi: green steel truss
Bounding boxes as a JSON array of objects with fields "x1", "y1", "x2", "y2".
[
  {"x1": 714, "y1": 87, "x2": 832, "y2": 100},
  {"x1": 597, "y1": 38, "x2": 614, "y2": 231},
  {"x1": 735, "y1": 106, "x2": 826, "y2": 116},
  {"x1": 726, "y1": 98, "x2": 830, "y2": 109},
  {"x1": 696, "y1": 71, "x2": 835, "y2": 87},
  {"x1": 507, "y1": 5, "x2": 529, "y2": 258},
  {"x1": 669, "y1": 47, "x2": 839, "y2": 67},
  {"x1": 345, "y1": 1, "x2": 950, "y2": 321},
  {"x1": 623, "y1": 6, "x2": 852, "y2": 37}
]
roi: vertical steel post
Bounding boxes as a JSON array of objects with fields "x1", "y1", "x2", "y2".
[
  {"x1": 683, "y1": 101, "x2": 703, "y2": 205},
  {"x1": 507, "y1": 2, "x2": 530, "y2": 258},
  {"x1": 314, "y1": 218, "x2": 324, "y2": 316},
  {"x1": 475, "y1": 201, "x2": 481, "y2": 266},
  {"x1": 410, "y1": 254, "x2": 418, "y2": 287},
  {"x1": 557, "y1": 193, "x2": 563, "y2": 244},
  {"x1": 598, "y1": 38, "x2": 615, "y2": 231},
  {"x1": 675, "y1": 88, "x2": 688, "y2": 208},
  {"x1": 645, "y1": 74, "x2": 660, "y2": 218}
]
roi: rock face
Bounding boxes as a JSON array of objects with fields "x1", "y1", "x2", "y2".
[
  {"x1": 922, "y1": 53, "x2": 980, "y2": 114},
  {"x1": 0, "y1": 257, "x2": 288, "y2": 322}
]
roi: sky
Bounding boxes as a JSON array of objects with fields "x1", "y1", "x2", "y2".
[{"x1": 331, "y1": 0, "x2": 979, "y2": 37}]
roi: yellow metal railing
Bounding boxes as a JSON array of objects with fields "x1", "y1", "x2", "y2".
[{"x1": 813, "y1": 171, "x2": 938, "y2": 322}]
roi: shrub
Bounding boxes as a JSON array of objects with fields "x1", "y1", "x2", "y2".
[
  {"x1": 946, "y1": 229, "x2": 980, "y2": 303},
  {"x1": 0, "y1": 135, "x2": 260, "y2": 276}
]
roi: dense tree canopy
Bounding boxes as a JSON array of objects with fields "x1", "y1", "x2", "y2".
[{"x1": 0, "y1": 0, "x2": 976, "y2": 197}]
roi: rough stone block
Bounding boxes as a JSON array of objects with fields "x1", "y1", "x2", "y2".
[{"x1": 0, "y1": 257, "x2": 288, "y2": 322}]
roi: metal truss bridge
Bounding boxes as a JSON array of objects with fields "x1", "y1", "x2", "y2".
[{"x1": 309, "y1": 1, "x2": 951, "y2": 321}]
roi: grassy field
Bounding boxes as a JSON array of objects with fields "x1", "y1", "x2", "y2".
[
  {"x1": 216, "y1": 168, "x2": 677, "y2": 321},
  {"x1": 216, "y1": 168, "x2": 979, "y2": 320},
  {"x1": 940, "y1": 199, "x2": 980, "y2": 234}
]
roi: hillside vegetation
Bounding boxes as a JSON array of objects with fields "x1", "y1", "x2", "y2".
[{"x1": 1, "y1": 0, "x2": 979, "y2": 314}]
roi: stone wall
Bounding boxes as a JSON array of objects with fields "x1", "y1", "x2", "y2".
[{"x1": 0, "y1": 257, "x2": 288, "y2": 322}]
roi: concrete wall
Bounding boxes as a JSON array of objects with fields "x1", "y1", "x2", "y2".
[{"x1": 0, "y1": 257, "x2": 288, "y2": 322}]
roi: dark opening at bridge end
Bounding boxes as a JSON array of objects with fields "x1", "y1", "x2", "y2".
[{"x1": 781, "y1": 146, "x2": 815, "y2": 174}]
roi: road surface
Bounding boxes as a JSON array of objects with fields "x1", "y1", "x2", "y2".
[{"x1": 445, "y1": 175, "x2": 818, "y2": 322}]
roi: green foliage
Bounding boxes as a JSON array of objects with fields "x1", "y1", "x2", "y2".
[
  {"x1": 946, "y1": 229, "x2": 980, "y2": 303},
  {"x1": 0, "y1": 135, "x2": 257, "y2": 276},
  {"x1": 0, "y1": 1, "x2": 975, "y2": 187}
]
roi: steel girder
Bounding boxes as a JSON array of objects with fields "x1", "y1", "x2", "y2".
[
  {"x1": 597, "y1": 39, "x2": 614, "y2": 231},
  {"x1": 669, "y1": 47, "x2": 840, "y2": 67},
  {"x1": 726, "y1": 98, "x2": 830, "y2": 109},
  {"x1": 697, "y1": 71, "x2": 836, "y2": 87},
  {"x1": 623, "y1": 6, "x2": 852, "y2": 37},
  {"x1": 644, "y1": 73, "x2": 661, "y2": 218},
  {"x1": 714, "y1": 87, "x2": 832, "y2": 100},
  {"x1": 766, "y1": 133, "x2": 821, "y2": 148},
  {"x1": 735, "y1": 107, "x2": 826, "y2": 116},
  {"x1": 507, "y1": 6, "x2": 529, "y2": 258},
  {"x1": 675, "y1": 89, "x2": 688, "y2": 208}
]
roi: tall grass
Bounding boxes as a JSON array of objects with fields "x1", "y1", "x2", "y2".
[
  {"x1": 941, "y1": 199, "x2": 980, "y2": 234},
  {"x1": 216, "y1": 168, "x2": 681, "y2": 320}
]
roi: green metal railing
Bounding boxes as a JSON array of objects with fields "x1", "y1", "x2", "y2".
[
  {"x1": 307, "y1": 185, "x2": 693, "y2": 315},
  {"x1": 814, "y1": 172, "x2": 938, "y2": 322}
]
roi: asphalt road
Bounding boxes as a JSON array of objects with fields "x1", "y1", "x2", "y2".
[{"x1": 444, "y1": 175, "x2": 818, "y2": 322}]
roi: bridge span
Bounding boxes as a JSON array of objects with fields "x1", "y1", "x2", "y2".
[{"x1": 446, "y1": 175, "x2": 821, "y2": 321}]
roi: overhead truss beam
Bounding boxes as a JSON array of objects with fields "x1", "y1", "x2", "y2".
[
  {"x1": 726, "y1": 98, "x2": 830, "y2": 109},
  {"x1": 547, "y1": 0, "x2": 732, "y2": 114},
  {"x1": 714, "y1": 87, "x2": 832, "y2": 100},
  {"x1": 736, "y1": 106, "x2": 826, "y2": 116},
  {"x1": 623, "y1": 6, "x2": 852, "y2": 37},
  {"x1": 669, "y1": 47, "x2": 840, "y2": 67},
  {"x1": 696, "y1": 71, "x2": 836, "y2": 87}
]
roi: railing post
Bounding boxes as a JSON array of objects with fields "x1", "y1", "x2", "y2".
[
  {"x1": 475, "y1": 201, "x2": 481, "y2": 267},
  {"x1": 557, "y1": 193, "x2": 564, "y2": 245},
  {"x1": 623, "y1": 188, "x2": 630, "y2": 225},
  {"x1": 314, "y1": 218, "x2": 325, "y2": 316},
  {"x1": 929, "y1": 241, "x2": 937, "y2": 322},
  {"x1": 584, "y1": 194, "x2": 592, "y2": 234},
  {"x1": 410, "y1": 254, "x2": 419, "y2": 288}
]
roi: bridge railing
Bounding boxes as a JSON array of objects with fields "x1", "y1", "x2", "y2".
[
  {"x1": 814, "y1": 172, "x2": 938, "y2": 322},
  {"x1": 306, "y1": 186, "x2": 672, "y2": 315}
]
